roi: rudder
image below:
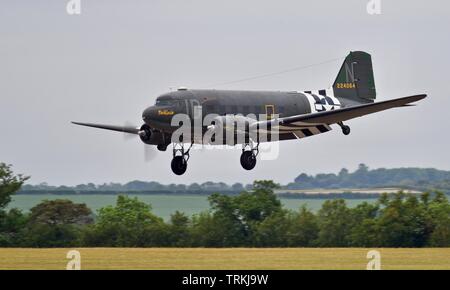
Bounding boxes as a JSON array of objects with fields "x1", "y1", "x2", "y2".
[{"x1": 333, "y1": 51, "x2": 376, "y2": 103}]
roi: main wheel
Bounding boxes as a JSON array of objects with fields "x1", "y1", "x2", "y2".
[
  {"x1": 342, "y1": 125, "x2": 351, "y2": 136},
  {"x1": 240, "y1": 151, "x2": 257, "y2": 170},
  {"x1": 171, "y1": 156, "x2": 187, "y2": 175}
]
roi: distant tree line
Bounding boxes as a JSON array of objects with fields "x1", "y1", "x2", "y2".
[
  {"x1": 19, "y1": 163, "x2": 450, "y2": 195},
  {"x1": 1, "y1": 163, "x2": 450, "y2": 248},
  {"x1": 287, "y1": 163, "x2": 450, "y2": 192},
  {"x1": 20, "y1": 180, "x2": 249, "y2": 194}
]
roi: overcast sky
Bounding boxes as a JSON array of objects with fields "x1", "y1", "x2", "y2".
[{"x1": 1, "y1": 0, "x2": 449, "y2": 186}]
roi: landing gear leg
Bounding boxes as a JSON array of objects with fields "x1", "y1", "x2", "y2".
[
  {"x1": 338, "y1": 122, "x2": 351, "y2": 136},
  {"x1": 240, "y1": 142, "x2": 259, "y2": 170},
  {"x1": 171, "y1": 143, "x2": 193, "y2": 175}
]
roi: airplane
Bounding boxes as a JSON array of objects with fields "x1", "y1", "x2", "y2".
[{"x1": 72, "y1": 51, "x2": 427, "y2": 175}]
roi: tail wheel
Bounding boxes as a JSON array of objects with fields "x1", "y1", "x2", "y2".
[
  {"x1": 342, "y1": 125, "x2": 351, "y2": 135},
  {"x1": 338, "y1": 122, "x2": 351, "y2": 136}
]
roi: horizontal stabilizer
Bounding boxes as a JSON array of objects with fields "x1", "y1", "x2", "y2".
[{"x1": 278, "y1": 94, "x2": 427, "y2": 126}]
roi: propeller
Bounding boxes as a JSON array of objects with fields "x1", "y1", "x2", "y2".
[
  {"x1": 144, "y1": 145, "x2": 157, "y2": 162},
  {"x1": 123, "y1": 121, "x2": 140, "y2": 141},
  {"x1": 122, "y1": 121, "x2": 157, "y2": 162}
]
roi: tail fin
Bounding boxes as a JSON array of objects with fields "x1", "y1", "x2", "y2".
[{"x1": 333, "y1": 51, "x2": 376, "y2": 103}]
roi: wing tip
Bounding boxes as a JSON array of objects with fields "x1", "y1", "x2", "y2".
[
  {"x1": 402, "y1": 93, "x2": 427, "y2": 104},
  {"x1": 71, "y1": 121, "x2": 88, "y2": 126},
  {"x1": 414, "y1": 93, "x2": 427, "y2": 100}
]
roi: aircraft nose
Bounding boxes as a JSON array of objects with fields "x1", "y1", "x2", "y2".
[
  {"x1": 142, "y1": 106, "x2": 157, "y2": 122},
  {"x1": 142, "y1": 104, "x2": 177, "y2": 130}
]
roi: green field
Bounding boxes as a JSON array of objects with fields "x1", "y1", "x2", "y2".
[
  {"x1": 9, "y1": 194, "x2": 375, "y2": 220},
  {"x1": 0, "y1": 248, "x2": 449, "y2": 270}
]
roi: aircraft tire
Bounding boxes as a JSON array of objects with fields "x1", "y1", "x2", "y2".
[
  {"x1": 171, "y1": 156, "x2": 187, "y2": 175},
  {"x1": 240, "y1": 151, "x2": 257, "y2": 170},
  {"x1": 342, "y1": 125, "x2": 351, "y2": 136}
]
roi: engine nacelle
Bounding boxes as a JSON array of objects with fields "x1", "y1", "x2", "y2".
[
  {"x1": 139, "y1": 124, "x2": 152, "y2": 143},
  {"x1": 139, "y1": 124, "x2": 168, "y2": 146}
]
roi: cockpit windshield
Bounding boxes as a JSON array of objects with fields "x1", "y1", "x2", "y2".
[{"x1": 155, "y1": 98, "x2": 173, "y2": 106}]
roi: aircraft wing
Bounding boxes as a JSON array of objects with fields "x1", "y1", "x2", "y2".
[
  {"x1": 250, "y1": 94, "x2": 426, "y2": 139},
  {"x1": 71, "y1": 122, "x2": 140, "y2": 135}
]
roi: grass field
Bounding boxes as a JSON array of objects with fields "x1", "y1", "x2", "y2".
[
  {"x1": 9, "y1": 194, "x2": 376, "y2": 220},
  {"x1": 0, "y1": 248, "x2": 449, "y2": 270}
]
